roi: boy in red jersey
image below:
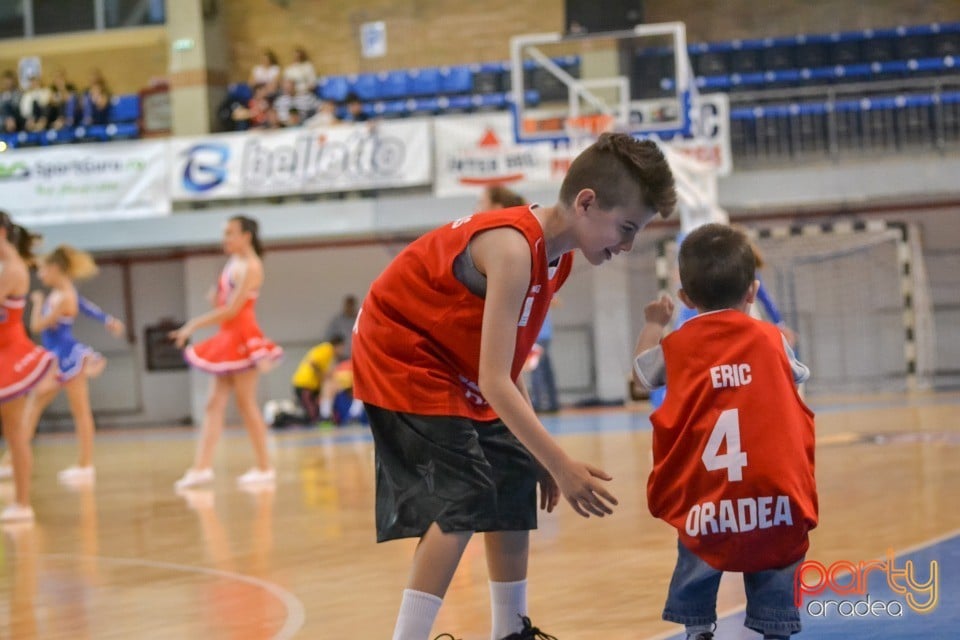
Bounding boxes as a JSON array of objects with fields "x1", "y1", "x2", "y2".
[
  {"x1": 353, "y1": 133, "x2": 677, "y2": 640},
  {"x1": 633, "y1": 224, "x2": 817, "y2": 640}
]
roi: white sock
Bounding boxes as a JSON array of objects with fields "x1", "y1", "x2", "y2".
[
  {"x1": 319, "y1": 398, "x2": 332, "y2": 420},
  {"x1": 393, "y1": 589, "x2": 443, "y2": 640},
  {"x1": 489, "y1": 579, "x2": 527, "y2": 639},
  {"x1": 686, "y1": 623, "x2": 714, "y2": 638}
]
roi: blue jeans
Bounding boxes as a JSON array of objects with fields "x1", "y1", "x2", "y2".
[{"x1": 663, "y1": 540, "x2": 802, "y2": 637}]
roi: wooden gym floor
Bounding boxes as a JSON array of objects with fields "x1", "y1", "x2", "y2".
[{"x1": 1, "y1": 390, "x2": 958, "y2": 639}]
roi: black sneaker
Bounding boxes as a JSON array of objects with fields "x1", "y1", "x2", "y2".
[{"x1": 500, "y1": 615, "x2": 558, "y2": 640}]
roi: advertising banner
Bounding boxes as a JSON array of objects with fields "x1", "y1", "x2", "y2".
[
  {"x1": 1, "y1": 140, "x2": 170, "y2": 225},
  {"x1": 170, "y1": 120, "x2": 432, "y2": 200},
  {"x1": 433, "y1": 94, "x2": 732, "y2": 197}
]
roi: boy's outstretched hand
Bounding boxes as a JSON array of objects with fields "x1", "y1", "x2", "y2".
[
  {"x1": 644, "y1": 294, "x2": 675, "y2": 327},
  {"x1": 554, "y1": 458, "x2": 618, "y2": 518}
]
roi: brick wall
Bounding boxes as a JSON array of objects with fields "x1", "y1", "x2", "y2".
[
  {"x1": 0, "y1": 27, "x2": 167, "y2": 94},
  {"x1": 222, "y1": 0, "x2": 565, "y2": 81}
]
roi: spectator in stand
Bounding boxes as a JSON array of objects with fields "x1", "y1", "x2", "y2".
[
  {"x1": 272, "y1": 79, "x2": 296, "y2": 124},
  {"x1": 262, "y1": 103, "x2": 282, "y2": 129},
  {"x1": 231, "y1": 83, "x2": 272, "y2": 129},
  {"x1": 250, "y1": 49, "x2": 281, "y2": 90},
  {"x1": 342, "y1": 93, "x2": 369, "y2": 123},
  {"x1": 1, "y1": 70, "x2": 23, "y2": 132},
  {"x1": 274, "y1": 78, "x2": 318, "y2": 125},
  {"x1": 47, "y1": 69, "x2": 81, "y2": 130},
  {"x1": 293, "y1": 81, "x2": 318, "y2": 119},
  {"x1": 83, "y1": 79, "x2": 112, "y2": 126},
  {"x1": 285, "y1": 108, "x2": 303, "y2": 128},
  {"x1": 84, "y1": 69, "x2": 108, "y2": 96},
  {"x1": 284, "y1": 46, "x2": 316, "y2": 95},
  {"x1": 304, "y1": 99, "x2": 340, "y2": 128},
  {"x1": 20, "y1": 74, "x2": 52, "y2": 132}
]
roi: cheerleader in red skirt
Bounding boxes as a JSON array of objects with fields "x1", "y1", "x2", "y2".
[
  {"x1": 0, "y1": 211, "x2": 56, "y2": 523},
  {"x1": 170, "y1": 215, "x2": 282, "y2": 490}
]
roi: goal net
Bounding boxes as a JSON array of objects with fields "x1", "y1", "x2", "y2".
[{"x1": 657, "y1": 221, "x2": 936, "y2": 395}]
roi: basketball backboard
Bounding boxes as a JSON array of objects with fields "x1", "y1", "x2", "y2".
[{"x1": 509, "y1": 22, "x2": 698, "y2": 144}]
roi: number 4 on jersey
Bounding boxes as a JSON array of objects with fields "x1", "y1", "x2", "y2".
[{"x1": 702, "y1": 408, "x2": 748, "y2": 481}]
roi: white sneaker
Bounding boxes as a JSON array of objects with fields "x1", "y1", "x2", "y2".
[
  {"x1": 236, "y1": 467, "x2": 276, "y2": 486},
  {"x1": 58, "y1": 466, "x2": 96, "y2": 484},
  {"x1": 174, "y1": 468, "x2": 214, "y2": 490},
  {"x1": 0, "y1": 503, "x2": 35, "y2": 523},
  {"x1": 176, "y1": 487, "x2": 215, "y2": 510},
  {"x1": 0, "y1": 465, "x2": 12, "y2": 480}
]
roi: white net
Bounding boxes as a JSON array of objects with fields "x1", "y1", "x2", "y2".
[{"x1": 659, "y1": 222, "x2": 935, "y2": 395}]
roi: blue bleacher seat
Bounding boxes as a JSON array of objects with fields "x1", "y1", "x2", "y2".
[
  {"x1": 106, "y1": 122, "x2": 139, "y2": 140},
  {"x1": 473, "y1": 92, "x2": 507, "y2": 109},
  {"x1": 15, "y1": 131, "x2": 42, "y2": 147},
  {"x1": 730, "y1": 49, "x2": 762, "y2": 73},
  {"x1": 411, "y1": 97, "x2": 440, "y2": 114},
  {"x1": 74, "y1": 125, "x2": 109, "y2": 142},
  {"x1": 375, "y1": 100, "x2": 409, "y2": 118},
  {"x1": 109, "y1": 94, "x2": 140, "y2": 123},
  {"x1": 379, "y1": 70, "x2": 409, "y2": 99},
  {"x1": 446, "y1": 95, "x2": 473, "y2": 111},
  {"x1": 896, "y1": 35, "x2": 930, "y2": 59},
  {"x1": 409, "y1": 68, "x2": 441, "y2": 96},
  {"x1": 933, "y1": 32, "x2": 960, "y2": 56},
  {"x1": 318, "y1": 76, "x2": 349, "y2": 102},
  {"x1": 439, "y1": 65, "x2": 472, "y2": 94},
  {"x1": 831, "y1": 40, "x2": 862, "y2": 65},
  {"x1": 350, "y1": 73, "x2": 381, "y2": 101},
  {"x1": 43, "y1": 128, "x2": 76, "y2": 145},
  {"x1": 471, "y1": 62, "x2": 506, "y2": 94},
  {"x1": 693, "y1": 51, "x2": 729, "y2": 76},
  {"x1": 761, "y1": 46, "x2": 795, "y2": 71}
]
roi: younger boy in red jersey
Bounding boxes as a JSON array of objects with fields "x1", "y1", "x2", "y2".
[
  {"x1": 633, "y1": 224, "x2": 817, "y2": 640},
  {"x1": 353, "y1": 133, "x2": 677, "y2": 640}
]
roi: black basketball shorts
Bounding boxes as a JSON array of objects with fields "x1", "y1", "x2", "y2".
[{"x1": 365, "y1": 404, "x2": 540, "y2": 542}]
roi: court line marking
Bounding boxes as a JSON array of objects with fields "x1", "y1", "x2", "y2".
[
  {"x1": 36, "y1": 553, "x2": 306, "y2": 640},
  {"x1": 642, "y1": 527, "x2": 960, "y2": 640}
]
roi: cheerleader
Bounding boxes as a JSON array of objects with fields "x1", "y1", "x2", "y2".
[
  {"x1": 170, "y1": 215, "x2": 282, "y2": 489},
  {"x1": 0, "y1": 211, "x2": 55, "y2": 522},
  {"x1": 16, "y1": 246, "x2": 125, "y2": 484}
]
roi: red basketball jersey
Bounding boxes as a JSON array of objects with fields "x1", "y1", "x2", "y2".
[
  {"x1": 647, "y1": 310, "x2": 818, "y2": 572},
  {"x1": 352, "y1": 206, "x2": 573, "y2": 420}
]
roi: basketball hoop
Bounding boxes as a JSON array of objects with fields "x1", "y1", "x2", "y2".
[{"x1": 565, "y1": 114, "x2": 615, "y2": 137}]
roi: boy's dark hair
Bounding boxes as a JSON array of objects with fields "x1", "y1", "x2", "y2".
[
  {"x1": 328, "y1": 334, "x2": 345, "y2": 346},
  {"x1": 559, "y1": 133, "x2": 676, "y2": 219},
  {"x1": 679, "y1": 223, "x2": 756, "y2": 311}
]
